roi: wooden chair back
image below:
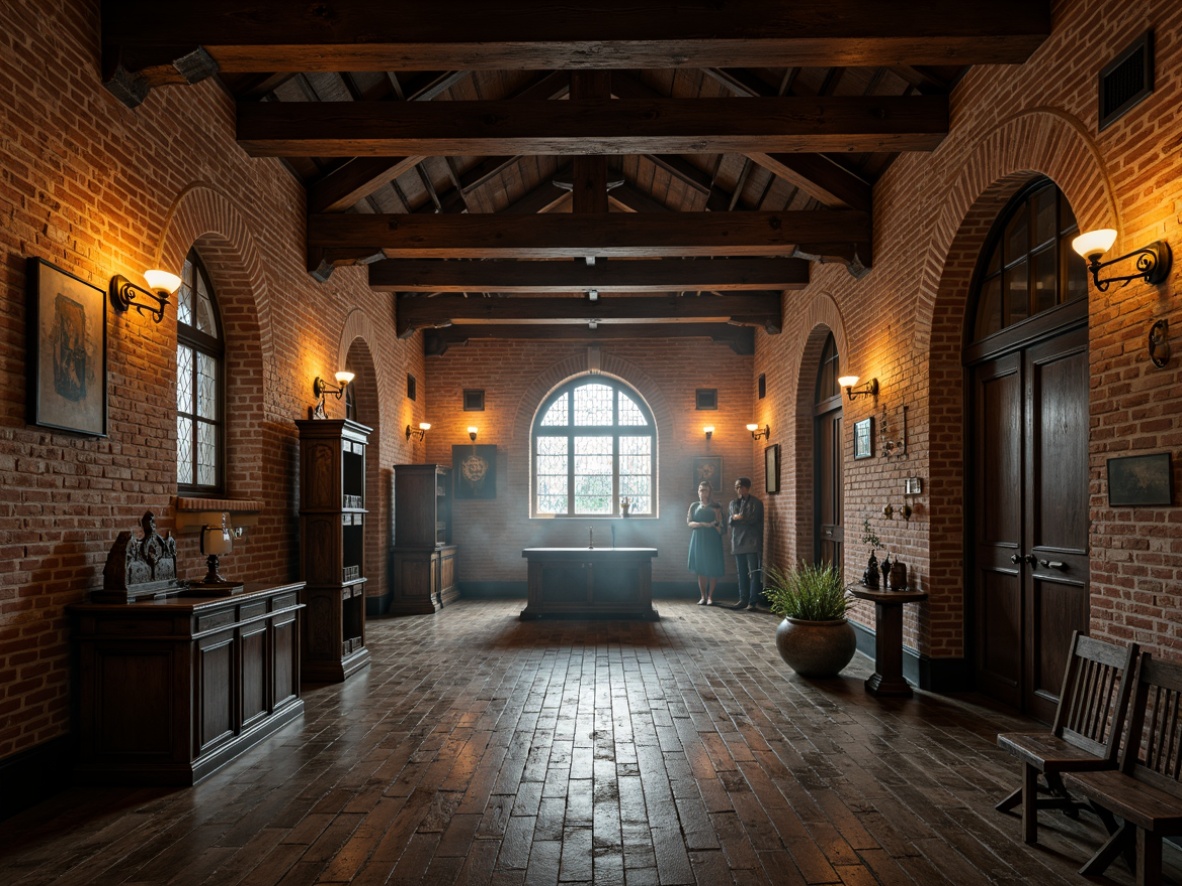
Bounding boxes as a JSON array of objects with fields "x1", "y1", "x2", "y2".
[
  {"x1": 1119, "y1": 653, "x2": 1182, "y2": 798},
  {"x1": 1052, "y1": 631, "x2": 1139, "y2": 762}
]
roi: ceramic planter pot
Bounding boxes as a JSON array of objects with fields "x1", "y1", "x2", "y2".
[{"x1": 775, "y1": 616, "x2": 857, "y2": 677}]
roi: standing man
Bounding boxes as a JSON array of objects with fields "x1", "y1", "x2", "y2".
[{"x1": 728, "y1": 477, "x2": 764, "y2": 611}]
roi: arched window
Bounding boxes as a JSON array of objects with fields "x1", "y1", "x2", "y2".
[
  {"x1": 176, "y1": 251, "x2": 225, "y2": 493},
  {"x1": 973, "y1": 178, "x2": 1088, "y2": 341},
  {"x1": 532, "y1": 376, "x2": 656, "y2": 517}
]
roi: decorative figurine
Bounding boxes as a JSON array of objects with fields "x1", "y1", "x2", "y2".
[
  {"x1": 890, "y1": 558, "x2": 908, "y2": 592},
  {"x1": 863, "y1": 550, "x2": 879, "y2": 589},
  {"x1": 881, "y1": 553, "x2": 892, "y2": 590}
]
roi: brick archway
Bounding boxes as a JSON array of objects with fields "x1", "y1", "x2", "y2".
[{"x1": 914, "y1": 108, "x2": 1115, "y2": 662}]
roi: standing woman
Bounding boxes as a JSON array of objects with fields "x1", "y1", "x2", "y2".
[{"x1": 687, "y1": 481, "x2": 725, "y2": 604}]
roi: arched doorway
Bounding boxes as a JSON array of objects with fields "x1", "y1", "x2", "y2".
[
  {"x1": 814, "y1": 333, "x2": 844, "y2": 568},
  {"x1": 967, "y1": 178, "x2": 1090, "y2": 723}
]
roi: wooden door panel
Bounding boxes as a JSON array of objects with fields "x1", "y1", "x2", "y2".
[
  {"x1": 975, "y1": 357, "x2": 1021, "y2": 545},
  {"x1": 1029, "y1": 576, "x2": 1089, "y2": 720},
  {"x1": 975, "y1": 568, "x2": 1022, "y2": 707},
  {"x1": 1031, "y1": 338, "x2": 1089, "y2": 553},
  {"x1": 816, "y1": 408, "x2": 842, "y2": 567}
]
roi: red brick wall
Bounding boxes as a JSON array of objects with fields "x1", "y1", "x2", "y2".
[
  {"x1": 423, "y1": 340, "x2": 757, "y2": 586},
  {"x1": 0, "y1": 1, "x2": 423, "y2": 759}
]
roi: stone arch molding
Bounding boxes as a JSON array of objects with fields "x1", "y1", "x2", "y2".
[
  {"x1": 337, "y1": 308, "x2": 383, "y2": 387},
  {"x1": 914, "y1": 106, "x2": 1117, "y2": 354}
]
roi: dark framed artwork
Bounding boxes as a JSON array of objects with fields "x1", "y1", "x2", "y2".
[
  {"x1": 454, "y1": 444, "x2": 497, "y2": 499},
  {"x1": 27, "y1": 257, "x2": 107, "y2": 436},
  {"x1": 1107, "y1": 452, "x2": 1173, "y2": 506},
  {"x1": 853, "y1": 417, "x2": 874, "y2": 460},
  {"x1": 695, "y1": 388, "x2": 717, "y2": 410},
  {"x1": 764, "y1": 444, "x2": 780, "y2": 494},
  {"x1": 692, "y1": 456, "x2": 721, "y2": 495}
]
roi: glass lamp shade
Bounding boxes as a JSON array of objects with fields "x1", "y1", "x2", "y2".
[
  {"x1": 143, "y1": 269, "x2": 182, "y2": 294},
  {"x1": 334, "y1": 370, "x2": 355, "y2": 387},
  {"x1": 745, "y1": 424, "x2": 758, "y2": 433},
  {"x1": 1071, "y1": 229, "x2": 1118, "y2": 260},
  {"x1": 419, "y1": 422, "x2": 431, "y2": 432},
  {"x1": 201, "y1": 524, "x2": 233, "y2": 556},
  {"x1": 836, "y1": 375, "x2": 860, "y2": 388}
]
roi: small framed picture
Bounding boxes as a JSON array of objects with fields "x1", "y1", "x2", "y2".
[
  {"x1": 27, "y1": 258, "x2": 107, "y2": 436},
  {"x1": 853, "y1": 418, "x2": 873, "y2": 460},
  {"x1": 692, "y1": 455, "x2": 721, "y2": 495},
  {"x1": 695, "y1": 389, "x2": 717, "y2": 410},
  {"x1": 764, "y1": 444, "x2": 780, "y2": 494},
  {"x1": 1107, "y1": 452, "x2": 1173, "y2": 506}
]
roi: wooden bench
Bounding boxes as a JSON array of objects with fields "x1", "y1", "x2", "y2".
[
  {"x1": 996, "y1": 631, "x2": 1139, "y2": 844},
  {"x1": 1064, "y1": 653, "x2": 1182, "y2": 885}
]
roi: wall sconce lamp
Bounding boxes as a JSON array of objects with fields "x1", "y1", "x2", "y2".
[
  {"x1": 746, "y1": 423, "x2": 770, "y2": 440},
  {"x1": 467, "y1": 426, "x2": 479, "y2": 442},
  {"x1": 837, "y1": 375, "x2": 879, "y2": 401},
  {"x1": 313, "y1": 371, "x2": 354, "y2": 402},
  {"x1": 704, "y1": 426, "x2": 715, "y2": 440},
  {"x1": 1072, "y1": 229, "x2": 1172, "y2": 291},
  {"x1": 109, "y1": 269, "x2": 182, "y2": 323},
  {"x1": 406, "y1": 422, "x2": 430, "y2": 441}
]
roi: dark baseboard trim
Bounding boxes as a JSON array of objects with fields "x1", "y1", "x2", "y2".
[
  {"x1": 0, "y1": 736, "x2": 71, "y2": 821},
  {"x1": 456, "y1": 581, "x2": 741, "y2": 601},
  {"x1": 850, "y1": 621, "x2": 971, "y2": 693}
]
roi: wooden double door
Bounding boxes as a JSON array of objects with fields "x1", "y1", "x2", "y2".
[{"x1": 970, "y1": 322, "x2": 1089, "y2": 723}]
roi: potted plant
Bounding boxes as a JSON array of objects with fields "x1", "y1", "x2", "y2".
[{"x1": 764, "y1": 562, "x2": 857, "y2": 677}]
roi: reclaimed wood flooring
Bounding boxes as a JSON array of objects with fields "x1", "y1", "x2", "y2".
[{"x1": 1, "y1": 599, "x2": 1179, "y2": 885}]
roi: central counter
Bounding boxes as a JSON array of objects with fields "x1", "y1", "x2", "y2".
[{"x1": 520, "y1": 547, "x2": 659, "y2": 620}]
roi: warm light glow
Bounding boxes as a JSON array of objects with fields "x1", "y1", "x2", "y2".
[
  {"x1": 703, "y1": 425, "x2": 714, "y2": 435},
  {"x1": 1072, "y1": 229, "x2": 1118, "y2": 260},
  {"x1": 143, "y1": 269, "x2": 182, "y2": 294},
  {"x1": 467, "y1": 426, "x2": 478, "y2": 434},
  {"x1": 334, "y1": 371, "x2": 355, "y2": 387},
  {"x1": 419, "y1": 422, "x2": 431, "y2": 431},
  {"x1": 837, "y1": 375, "x2": 860, "y2": 388},
  {"x1": 745, "y1": 424, "x2": 758, "y2": 432}
]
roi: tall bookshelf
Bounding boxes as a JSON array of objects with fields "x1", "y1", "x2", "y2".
[
  {"x1": 391, "y1": 463, "x2": 458, "y2": 614},
  {"x1": 296, "y1": 418, "x2": 372, "y2": 681}
]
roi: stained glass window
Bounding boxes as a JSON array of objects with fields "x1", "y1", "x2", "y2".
[
  {"x1": 176, "y1": 251, "x2": 224, "y2": 492},
  {"x1": 533, "y1": 377, "x2": 656, "y2": 517}
]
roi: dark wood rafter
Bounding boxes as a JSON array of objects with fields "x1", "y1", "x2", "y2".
[
  {"x1": 102, "y1": 0, "x2": 1052, "y2": 106},
  {"x1": 395, "y1": 293, "x2": 782, "y2": 337},
  {"x1": 369, "y1": 258, "x2": 809, "y2": 292},
  {"x1": 237, "y1": 96, "x2": 950, "y2": 157},
  {"x1": 308, "y1": 211, "x2": 870, "y2": 261},
  {"x1": 307, "y1": 71, "x2": 568, "y2": 213},
  {"x1": 424, "y1": 322, "x2": 756, "y2": 356}
]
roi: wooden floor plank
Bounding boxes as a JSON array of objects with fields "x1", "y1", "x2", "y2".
[{"x1": 1, "y1": 600, "x2": 1178, "y2": 886}]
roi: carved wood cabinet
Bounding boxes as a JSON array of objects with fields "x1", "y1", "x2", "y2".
[
  {"x1": 70, "y1": 582, "x2": 305, "y2": 785},
  {"x1": 390, "y1": 463, "x2": 458, "y2": 614},
  {"x1": 297, "y1": 418, "x2": 372, "y2": 681}
]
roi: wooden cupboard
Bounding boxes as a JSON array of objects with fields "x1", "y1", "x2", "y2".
[
  {"x1": 296, "y1": 418, "x2": 371, "y2": 681},
  {"x1": 390, "y1": 463, "x2": 458, "y2": 614}
]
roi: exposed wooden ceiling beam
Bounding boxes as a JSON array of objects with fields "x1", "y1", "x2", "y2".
[
  {"x1": 746, "y1": 152, "x2": 872, "y2": 213},
  {"x1": 368, "y1": 258, "x2": 809, "y2": 292},
  {"x1": 237, "y1": 96, "x2": 949, "y2": 157},
  {"x1": 424, "y1": 322, "x2": 756, "y2": 356},
  {"x1": 397, "y1": 293, "x2": 782, "y2": 337},
  {"x1": 308, "y1": 211, "x2": 870, "y2": 261},
  {"x1": 102, "y1": 1, "x2": 1051, "y2": 98}
]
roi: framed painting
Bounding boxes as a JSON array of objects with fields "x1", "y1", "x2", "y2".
[
  {"x1": 1107, "y1": 452, "x2": 1173, "y2": 506},
  {"x1": 27, "y1": 257, "x2": 107, "y2": 436},
  {"x1": 454, "y1": 444, "x2": 497, "y2": 499},
  {"x1": 764, "y1": 444, "x2": 780, "y2": 494},
  {"x1": 853, "y1": 417, "x2": 874, "y2": 460},
  {"x1": 692, "y1": 456, "x2": 721, "y2": 495}
]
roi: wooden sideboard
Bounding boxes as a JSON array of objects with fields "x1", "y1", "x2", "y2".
[
  {"x1": 520, "y1": 548, "x2": 659, "y2": 620},
  {"x1": 70, "y1": 581, "x2": 305, "y2": 785}
]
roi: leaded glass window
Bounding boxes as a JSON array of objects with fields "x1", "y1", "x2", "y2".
[
  {"x1": 176, "y1": 251, "x2": 224, "y2": 493},
  {"x1": 532, "y1": 378, "x2": 657, "y2": 517}
]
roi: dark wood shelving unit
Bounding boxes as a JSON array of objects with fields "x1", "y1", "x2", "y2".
[
  {"x1": 391, "y1": 463, "x2": 458, "y2": 615},
  {"x1": 297, "y1": 418, "x2": 372, "y2": 681}
]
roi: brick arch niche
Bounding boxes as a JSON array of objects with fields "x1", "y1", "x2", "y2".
[
  {"x1": 916, "y1": 108, "x2": 1115, "y2": 665},
  {"x1": 341, "y1": 327, "x2": 384, "y2": 608}
]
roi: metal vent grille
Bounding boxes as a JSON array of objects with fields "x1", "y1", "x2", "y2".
[{"x1": 1099, "y1": 30, "x2": 1153, "y2": 131}]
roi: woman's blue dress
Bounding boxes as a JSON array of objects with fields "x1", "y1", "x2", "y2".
[{"x1": 687, "y1": 502, "x2": 725, "y2": 577}]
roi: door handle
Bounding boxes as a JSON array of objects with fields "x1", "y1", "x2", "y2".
[
  {"x1": 1009, "y1": 553, "x2": 1037, "y2": 565},
  {"x1": 1009, "y1": 553, "x2": 1023, "y2": 564},
  {"x1": 1039, "y1": 559, "x2": 1067, "y2": 571}
]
